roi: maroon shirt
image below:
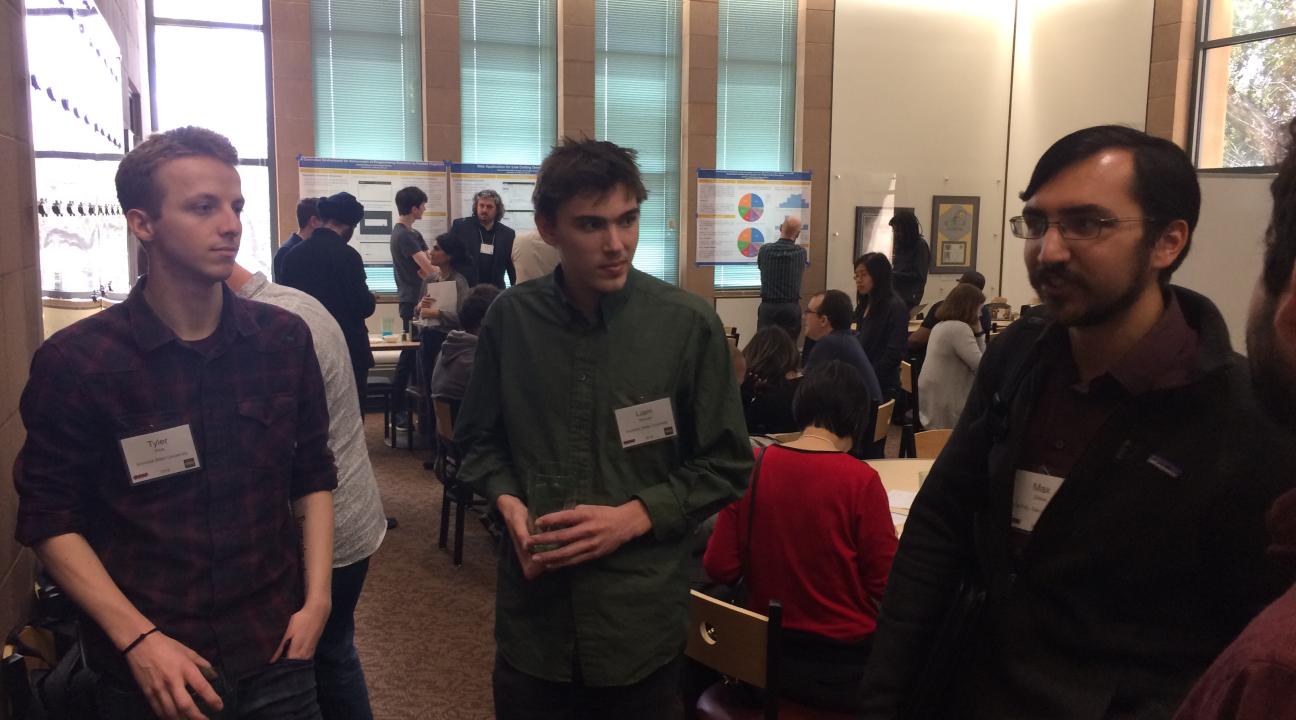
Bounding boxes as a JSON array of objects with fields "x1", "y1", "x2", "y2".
[
  {"x1": 1019, "y1": 292, "x2": 1201, "y2": 478},
  {"x1": 13, "y1": 278, "x2": 337, "y2": 682}
]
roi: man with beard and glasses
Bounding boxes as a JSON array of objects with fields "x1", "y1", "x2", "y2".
[
  {"x1": 1173, "y1": 118, "x2": 1296, "y2": 720},
  {"x1": 281, "y1": 191, "x2": 377, "y2": 409},
  {"x1": 857, "y1": 125, "x2": 1296, "y2": 720}
]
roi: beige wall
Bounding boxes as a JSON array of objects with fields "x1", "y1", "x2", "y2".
[
  {"x1": 827, "y1": 1, "x2": 1016, "y2": 306},
  {"x1": 1145, "y1": 0, "x2": 1198, "y2": 148},
  {"x1": 269, "y1": 0, "x2": 312, "y2": 242},
  {"x1": 0, "y1": 0, "x2": 43, "y2": 701}
]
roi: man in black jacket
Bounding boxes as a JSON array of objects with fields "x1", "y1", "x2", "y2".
[
  {"x1": 280, "y1": 191, "x2": 377, "y2": 410},
  {"x1": 858, "y1": 125, "x2": 1296, "y2": 719},
  {"x1": 450, "y1": 189, "x2": 516, "y2": 288}
]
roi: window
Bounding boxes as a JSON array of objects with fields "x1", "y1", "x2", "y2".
[
  {"x1": 459, "y1": 0, "x2": 558, "y2": 164},
  {"x1": 713, "y1": 0, "x2": 798, "y2": 289},
  {"x1": 312, "y1": 0, "x2": 423, "y2": 162},
  {"x1": 1194, "y1": 1, "x2": 1296, "y2": 169},
  {"x1": 150, "y1": 0, "x2": 275, "y2": 275},
  {"x1": 596, "y1": 0, "x2": 681, "y2": 285}
]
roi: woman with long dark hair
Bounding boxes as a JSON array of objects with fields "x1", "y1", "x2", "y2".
[
  {"x1": 889, "y1": 210, "x2": 931, "y2": 308},
  {"x1": 741, "y1": 326, "x2": 801, "y2": 435},
  {"x1": 853, "y1": 252, "x2": 909, "y2": 400}
]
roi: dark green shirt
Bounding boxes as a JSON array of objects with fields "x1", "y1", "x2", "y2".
[{"x1": 456, "y1": 267, "x2": 751, "y2": 686}]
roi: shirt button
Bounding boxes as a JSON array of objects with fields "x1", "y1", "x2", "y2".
[
  {"x1": 577, "y1": 373, "x2": 589, "y2": 382},
  {"x1": 1053, "y1": 440, "x2": 1065, "y2": 450}
]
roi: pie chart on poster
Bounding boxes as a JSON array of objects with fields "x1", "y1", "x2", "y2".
[
  {"x1": 737, "y1": 228, "x2": 765, "y2": 258},
  {"x1": 738, "y1": 193, "x2": 764, "y2": 222}
]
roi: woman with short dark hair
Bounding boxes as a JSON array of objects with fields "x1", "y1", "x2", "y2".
[
  {"x1": 703, "y1": 361, "x2": 897, "y2": 712},
  {"x1": 854, "y1": 252, "x2": 909, "y2": 400}
]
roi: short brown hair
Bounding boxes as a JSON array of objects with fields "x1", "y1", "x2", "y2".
[
  {"x1": 115, "y1": 126, "x2": 239, "y2": 217},
  {"x1": 936, "y1": 283, "x2": 986, "y2": 325},
  {"x1": 533, "y1": 137, "x2": 647, "y2": 222}
]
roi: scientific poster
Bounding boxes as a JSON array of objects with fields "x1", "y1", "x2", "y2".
[
  {"x1": 298, "y1": 157, "x2": 449, "y2": 264},
  {"x1": 448, "y1": 163, "x2": 539, "y2": 233},
  {"x1": 696, "y1": 169, "x2": 812, "y2": 265}
]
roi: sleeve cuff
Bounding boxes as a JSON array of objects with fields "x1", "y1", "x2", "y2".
[{"x1": 633, "y1": 483, "x2": 686, "y2": 541}]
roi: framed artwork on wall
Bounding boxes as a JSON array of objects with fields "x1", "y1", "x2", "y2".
[
  {"x1": 930, "y1": 195, "x2": 979, "y2": 274},
  {"x1": 854, "y1": 205, "x2": 915, "y2": 259}
]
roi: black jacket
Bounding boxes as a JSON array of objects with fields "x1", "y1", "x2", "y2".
[
  {"x1": 858, "y1": 287, "x2": 1295, "y2": 720},
  {"x1": 892, "y1": 237, "x2": 931, "y2": 308},
  {"x1": 451, "y1": 216, "x2": 516, "y2": 288},
  {"x1": 854, "y1": 292, "x2": 909, "y2": 397},
  {"x1": 279, "y1": 228, "x2": 376, "y2": 373}
]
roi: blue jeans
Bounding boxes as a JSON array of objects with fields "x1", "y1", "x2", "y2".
[
  {"x1": 316, "y1": 557, "x2": 374, "y2": 720},
  {"x1": 96, "y1": 658, "x2": 321, "y2": 719}
]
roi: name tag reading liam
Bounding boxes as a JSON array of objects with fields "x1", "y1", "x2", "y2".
[
  {"x1": 615, "y1": 398, "x2": 677, "y2": 449},
  {"x1": 119, "y1": 425, "x2": 201, "y2": 485},
  {"x1": 1011, "y1": 470, "x2": 1065, "y2": 533},
  {"x1": 479, "y1": 242, "x2": 495, "y2": 256}
]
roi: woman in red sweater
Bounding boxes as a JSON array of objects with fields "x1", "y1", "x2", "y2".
[{"x1": 703, "y1": 360, "x2": 898, "y2": 712}]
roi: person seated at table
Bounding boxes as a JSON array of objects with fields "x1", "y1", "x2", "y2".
[
  {"x1": 853, "y1": 252, "x2": 909, "y2": 402},
  {"x1": 741, "y1": 326, "x2": 801, "y2": 436},
  {"x1": 703, "y1": 361, "x2": 898, "y2": 713},
  {"x1": 916, "y1": 283, "x2": 986, "y2": 430},
  {"x1": 907, "y1": 270, "x2": 993, "y2": 352},
  {"x1": 803, "y1": 289, "x2": 882, "y2": 404},
  {"x1": 430, "y1": 284, "x2": 502, "y2": 403},
  {"x1": 418, "y1": 232, "x2": 473, "y2": 330}
]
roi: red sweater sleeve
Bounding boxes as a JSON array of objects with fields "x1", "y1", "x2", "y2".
[
  {"x1": 855, "y1": 468, "x2": 899, "y2": 603},
  {"x1": 703, "y1": 500, "x2": 744, "y2": 585}
]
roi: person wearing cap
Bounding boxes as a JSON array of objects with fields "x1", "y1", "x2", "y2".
[{"x1": 280, "y1": 191, "x2": 377, "y2": 408}]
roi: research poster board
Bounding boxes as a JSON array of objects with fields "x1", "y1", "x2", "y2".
[
  {"x1": 696, "y1": 169, "x2": 812, "y2": 265},
  {"x1": 448, "y1": 163, "x2": 539, "y2": 234},
  {"x1": 298, "y1": 157, "x2": 449, "y2": 264}
]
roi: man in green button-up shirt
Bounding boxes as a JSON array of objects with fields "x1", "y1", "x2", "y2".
[{"x1": 455, "y1": 138, "x2": 751, "y2": 718}]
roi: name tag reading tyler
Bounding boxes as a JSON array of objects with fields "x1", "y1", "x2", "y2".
[
  {"x1": 1011, "y1": 469, "x2": 1064, "y2": 533},
  {"x1": 119, "y1": 424, "x2": 201, "y2": 485},
  {"x1": 615, "y1": 398, "x2": 677, "y2": 449},
  {"x1": 480, "y1": 242, "x2": 495, "y2": 256}
]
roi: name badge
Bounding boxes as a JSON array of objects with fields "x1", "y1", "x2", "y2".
[
  {"x1": 1011, "y1": 470, "x2": 1064, "y2": 533},
  {"x1": 119, "y1": 424, "x2": 201, "y2": 485},
  {"x1": 614, "y1": 398, "x2": 677, "y2": 449},
  {"x1": 480, "y1": 242, "x2": 495, "y2": 256}
]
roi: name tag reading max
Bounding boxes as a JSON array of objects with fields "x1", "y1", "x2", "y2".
[
  {"x1": 119, "y1": 424, "x2": 201, "y2": 485},
  {"x1": 615, "y1": 398, "x2": 677, "y2": 449}
]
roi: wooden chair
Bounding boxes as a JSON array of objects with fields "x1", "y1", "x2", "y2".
[
  {"x1": 914, "y1": 429, "x2": 953, "y2": 459},
  {"x1": 897, "y1": 361, "x2": 920, "y2": 457},
  {"x1": 687, "y1": 591, "x2": 853, "y2": 720},
  {"x1": 872, "y1": 399, "x2": 895, "y2": 446}
]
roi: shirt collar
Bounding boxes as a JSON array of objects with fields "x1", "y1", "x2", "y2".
[
  {"x1": 1040, "y1": 290, "x2": 1200, "y2": 398},
  {"x1": 549, "y1": 264, "x2": 636, "y2": 328},
  {"x1": 126, "y1": 275, "x2": 260, "y2": 353}
]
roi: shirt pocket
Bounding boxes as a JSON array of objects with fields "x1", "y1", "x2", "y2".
[{"x1": 235, "y1": 394, "x2": 298, "y2": 470}]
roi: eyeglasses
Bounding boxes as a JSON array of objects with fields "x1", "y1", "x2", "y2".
[
  {"x1": 1009, "y1": 215, "x2": 1158, "y2": 242},
  {"x1": 802, "y1": 308, "x2": 822, "y2": 316}
]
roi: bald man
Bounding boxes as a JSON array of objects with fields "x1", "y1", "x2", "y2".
[{"x1": 756, "y1": 216, "x2": 808, "y2": 340}]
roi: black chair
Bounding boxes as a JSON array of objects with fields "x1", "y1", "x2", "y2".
[
  {"x1": 434, "y1": 397, "x2": 484, "y2": 567},
  {"x1": 365, "y1": 374, "x2": 395, "y2": 437}
]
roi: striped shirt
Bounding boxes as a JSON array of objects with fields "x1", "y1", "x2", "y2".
[{"x1": 757, "y1": 238, "x2": 807, "y2": 301}]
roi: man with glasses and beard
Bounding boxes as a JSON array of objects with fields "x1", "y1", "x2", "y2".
[
  {"x1": 281, "y1": 191, "x2": 377, "y2": 408},
  {"x1": 857, "y1": 125, "x2": 1295, "y2": 720}
]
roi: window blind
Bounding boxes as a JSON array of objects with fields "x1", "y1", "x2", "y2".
[
  {"x1": 460, "y1": 0, "x2": 558, "y2": 164},
  {"x1": 595, "y1": 0, "x2": 681, "y2": 285},
  {"x1": 312, "y1": 0, "x2": 423, "y2": 162},
  {"x1": 713, "y1": 0, "x2": 798, "y2": 289}
]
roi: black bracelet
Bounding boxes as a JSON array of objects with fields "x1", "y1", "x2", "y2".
[{"x1": 122, "y1": 627, "x2": 159, "y2": 656}]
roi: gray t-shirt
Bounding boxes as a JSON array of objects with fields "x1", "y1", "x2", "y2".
[
  {"x1": 236, "y1": 272, "x2": 387, "y2": 567},
  {"x1": 390, "y1": 223, "x2": 428, "y2": 304}
]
